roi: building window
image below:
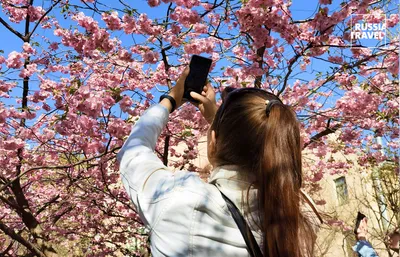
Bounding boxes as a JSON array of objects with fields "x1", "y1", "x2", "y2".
[{"x1": 335, "y1": 176, "x2": 348, "y2": 205}]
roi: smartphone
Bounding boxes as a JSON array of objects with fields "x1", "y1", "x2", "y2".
[{"x1": 183, "y1": 55, "x2": 212, "y2": 103}]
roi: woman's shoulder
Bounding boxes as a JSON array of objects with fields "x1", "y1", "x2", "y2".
[{"x1": 168, "y1": 170, "x2": 230, "y2": 213}]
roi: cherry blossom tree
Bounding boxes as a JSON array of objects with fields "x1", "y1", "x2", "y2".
[{"x1": 0, "y1": 0, "x2": 398, "y2": 255}]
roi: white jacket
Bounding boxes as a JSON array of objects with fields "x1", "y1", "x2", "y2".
[{"x1": 117, "y1": 104, "x2": 321, "y2": 257}]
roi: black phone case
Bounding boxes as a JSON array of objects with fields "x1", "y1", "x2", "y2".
[{"x1": 183, "y1": 55, "x2": 212, "y2": 103}]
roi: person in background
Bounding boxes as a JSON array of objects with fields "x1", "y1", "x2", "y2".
[
  {"x1": 387, "y1": 227, "x2": 399, "y2": 256},
  {"x1": 117, "y1": 67, "x2": 322, "y2": 256},
  {"x1": 353, "y1": 212, "x2": 379, "y2": 257}
]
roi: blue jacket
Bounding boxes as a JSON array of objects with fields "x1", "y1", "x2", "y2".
[{"x1": 353, "y1": 240, "x2": 379, "y2": 257}]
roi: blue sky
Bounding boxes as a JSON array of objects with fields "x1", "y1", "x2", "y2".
[
  {"x1": 0, "y1": 0, "x2": 346, "y2": 59},
  {"x1": 1, "y1": 0, "x2": 395, "y2": 58},
  {"x1": 0, "y1": 0, "x2": 328, "y2": 104},
  {"x1": 1, "y1": 0, "x2": 395, "y2": 103},
  {"x1": 0, "y1": 0, "x2": 396, "y2": 130}
]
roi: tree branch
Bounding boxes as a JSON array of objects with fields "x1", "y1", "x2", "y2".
[
  {"x1": 163, "y1": 135, "x2": 170, "y2": 166},
  {"x1": 0, "y1": 241, "x2": 14, "y2": 256},
  {"x1": 0, "y1": 146, "x2": 121, "y2": 193},
  {"x1": 27, "y1": 0, "x2": 62, "y2": 41},
  {"x1": 35, "y1": 195, "x2": 60, "y2": 216},
  {"x1": 160, "y1": 46, "x2": 172, "y2": 89},
  {"x1": 303, "y1": 124, "x2": 341, "y2": 149},
  {"x1": 0, "y1": 17, "x2": 24, "y2": 40},
  {"x1": 254, "y1": 45, "x2": 266, "y2": 88},
  {"x1": 278, "y1": 43, "x2": 312, "y2": 96},
  {"x1": 0, "y1": 220, "x2": 46, "y2": 257}
]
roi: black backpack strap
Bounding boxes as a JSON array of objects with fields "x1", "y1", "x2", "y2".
[{"x1": 215, "y1": 185, "x2": 264, "y2": 257}]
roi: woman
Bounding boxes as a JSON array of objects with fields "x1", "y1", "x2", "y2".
[
  {"x1": 117, "y1": 67, "x2": 322, "y2": 256},
  {"x1": 353, "y1": 213, "x2": 379, "y2": 257},
  {"x1": 387, "y1": 227, "x2": 399, "y2": 256}
]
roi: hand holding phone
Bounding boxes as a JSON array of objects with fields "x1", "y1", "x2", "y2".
[
  {"x1": 183, "y1": 55, "x2": 212, "y2": 103},
  {"x1": 189, "y1": 83, "x2": 218, "y2": 124}
]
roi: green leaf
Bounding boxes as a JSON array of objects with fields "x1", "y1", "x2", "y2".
[
  {"x1": 61, "y1": 4, "x2": 69, "y2": 14},
  {"x1": 110, "y1": 87, "x2": 123, "y2": 103}
]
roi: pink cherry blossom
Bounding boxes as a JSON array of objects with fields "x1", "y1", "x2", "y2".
[
  {"x1": 19, "y1": 63, "x2": 37, "y2": 78},
  {"x1": 328, "y1": 56, "x2": 343, "y2": 63},
  {"x1": 27, "y1": 5, "x2": 45, "y2": 22},
  {"x1": 22, "y1": 42, "x2": 35, "y2": 54},
  {"x1": 170, "y1": 6, "x2": 200, "y2": 27},
  {"x1": 5, "y1": 51, "x2": 24, "y2": 68},
  {"x1": 142, "y1": 50, "x2": 159, "y2": 63},
  {"x1": 3, "y1": 138, "x2": 25, "y2": 150},
  {"x1": 4, "y1": 5, "x2": 27, "y2": 23},
  {"x1": 148, "y1": 0, "x2": 161, "y2": 7},
  {"x1": 102, "y1": 11, "x2": 122, "y2": 30},
  {"x1": 122, "y1": 14, "x2": 137, "y2": 34},
  {"x1": 319, "y1": 0, "x2": 332, "y2": 5},
  {"x1": 72, "y1": 12, "x2": 99, "y2": 33},
  {"x1": 387, "y1": 14, "x2": 399, "y2": 27}
]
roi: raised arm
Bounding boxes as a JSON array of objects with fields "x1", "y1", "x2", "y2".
[{"x1": 117, "y1": 68, "x2": 189, "y2": 224}]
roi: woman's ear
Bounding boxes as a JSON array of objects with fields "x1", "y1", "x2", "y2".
[{"x1": 208, "y1": 130, "x2": 217, "y2": 158}]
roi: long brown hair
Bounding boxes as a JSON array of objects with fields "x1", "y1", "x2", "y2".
[{"x1": 210, "y1": 87, "x2": 316, "y2": 257}]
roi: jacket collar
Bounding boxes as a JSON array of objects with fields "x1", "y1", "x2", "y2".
[
  {"x1": 208, "y1": 165, "x2": 263, "y2": 235},
  {"x1": 207, "y1": 165, "x2": 259, "y2": 214},
  {"x1": 208, "y1": 165, "x2": 256, "y2": 188}
]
